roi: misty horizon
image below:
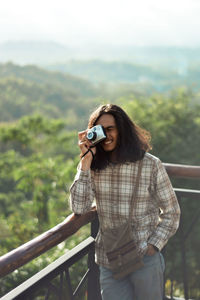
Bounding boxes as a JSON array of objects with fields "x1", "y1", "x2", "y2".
[
  {"x1": 1, "y1": 0, "x2": 200, "y2": 49},
  {"x1": 1, "y1": 39, "x2": 200, "y2": 66}
]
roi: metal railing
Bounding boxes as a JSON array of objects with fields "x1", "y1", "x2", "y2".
[
  {"x1": 0, "y1": 208, "x2": 100, "y2": 300},
  {"x1": 0, "y1": 163, "x2": 200, "y2": 300},
  {"x1": 170, "y1": 188, "x2": 200, "y2": 300}
]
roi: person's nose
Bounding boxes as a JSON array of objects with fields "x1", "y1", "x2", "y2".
[{"x1": 105, "y1": 130, "x2": 111, "y2": 139}]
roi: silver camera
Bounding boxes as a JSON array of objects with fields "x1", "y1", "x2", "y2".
[{"x1": 86, "y1": 125, "x2": 107, "y2": 145}]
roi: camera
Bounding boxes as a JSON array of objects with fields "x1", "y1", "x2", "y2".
[{"x1": 86, "y1": 125, "x2": 107, "y2": 146}]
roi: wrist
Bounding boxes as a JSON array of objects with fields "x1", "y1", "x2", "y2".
[
  {"x1": 80, "y1": 156, "x2": 92, "y2": 171},
  {"x1": 80, "y1": 148, "x2": 95, "y2": 171}
]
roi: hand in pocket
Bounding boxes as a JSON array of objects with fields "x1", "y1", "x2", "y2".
[{"x1": 146, "y1": 244, "x2": 158, "y2": 256}]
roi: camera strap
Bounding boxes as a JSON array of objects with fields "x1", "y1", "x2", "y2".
[{"x1": 81, "y1": 147, "x2": 95, "y2": 160}]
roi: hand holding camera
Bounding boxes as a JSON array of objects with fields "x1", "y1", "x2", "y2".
[
  {"x1": 86, "y1": 125, "x2": 107, "y2": 146},
  {"x1": 78, "y1": 125, "x2": 107, "y2": 171}
]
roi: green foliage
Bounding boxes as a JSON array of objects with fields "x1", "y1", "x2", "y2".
[
  {"x1": 120, "y1": 88, "x2": 200, "y2": 166},
  {"x1": 0, "y1": 113, "x2": 86, "y2": 296},
  {"x1": 0, "y1": 115, "x2": 78, "y2": 245}
]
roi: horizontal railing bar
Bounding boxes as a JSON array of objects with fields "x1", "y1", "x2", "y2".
[
  {"x1": 0, "y1": 208, "x2": 97, "y2": 278},
  {"x1": 1, "y1": 237, "x2": 95, "y2": 300},
  {"x1": 174, "y1": 188, "x2": 200, "y2": 200},
  {"x1": 163, "y1": 163, "x2": 200, "y2": 178}
]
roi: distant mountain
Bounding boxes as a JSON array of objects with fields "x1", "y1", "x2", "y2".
[
  {"x1": 46, "y1": 59, "x2": 200, "y2": 92},
  {"x1": 47, "y1": 60, "x2": 169, "y2": 83},
  {"x1": 1, "y1": 43, "x2": 200, "y2": 95},
  {"x1": 0, "y1": 40, "x2": 200, "y2": 69},
  {"x1": 0, "y1": 62, "x2": 100, "y2": 128},
  {"x1": 0, "y1": 41, "x2": 76, "y2": 64}
]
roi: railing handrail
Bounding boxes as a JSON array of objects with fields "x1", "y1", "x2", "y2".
[
  {"x1": 0, "y1": 207, "x2": 97, "y2": 278},
  {"x1": 163, "y1": 163, "x2": 200, "y2": 178},
  {"x1": 0, "y1": 163, "x2": 199, "y2": 279}
]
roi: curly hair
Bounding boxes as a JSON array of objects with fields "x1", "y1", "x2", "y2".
[{"x1": 88, "y1": 104, "x2": 152, "y2": 170}]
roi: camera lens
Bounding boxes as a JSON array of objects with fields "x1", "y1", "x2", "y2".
[{"x1": 87, "y1": 131, "x2": 97, "y2": 141}]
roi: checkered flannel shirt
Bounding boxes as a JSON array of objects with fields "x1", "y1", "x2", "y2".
[{"x1": 69, "y1": 153, "x2": 180, "y2": 268}]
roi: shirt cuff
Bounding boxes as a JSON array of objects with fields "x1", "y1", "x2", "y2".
[{"x1": 148, "y1": 236, "x2": 165, "y2": 252}]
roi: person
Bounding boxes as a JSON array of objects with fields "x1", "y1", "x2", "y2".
[{"x1": 69, "y1": 104, "x2": 180, "y2": 300}]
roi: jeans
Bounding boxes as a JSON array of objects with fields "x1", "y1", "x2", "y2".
[{"x1": 99, "y1": 252, "x2": 165, "y2": 300}]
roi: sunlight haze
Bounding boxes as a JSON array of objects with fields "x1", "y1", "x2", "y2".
[{"x1": 0, "y1": 0, "x2": 200, "y2": 47}]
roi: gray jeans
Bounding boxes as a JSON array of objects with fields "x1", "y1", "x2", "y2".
[{"x1": 99, "y1": 252, "x2": 165, "y2": 300}]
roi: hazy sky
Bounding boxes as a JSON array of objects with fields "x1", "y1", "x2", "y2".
[{"x1": 1, "y1": 0, "x2": 200, "y2": 47}]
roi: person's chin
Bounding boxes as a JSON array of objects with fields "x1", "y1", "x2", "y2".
[{"x1": 102, "y1": 145, "x2": 115, "y2": 152}]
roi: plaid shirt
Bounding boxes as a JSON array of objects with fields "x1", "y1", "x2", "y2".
[{"x1": 69, "y1": 153, "x2": 180, "y2": 268}]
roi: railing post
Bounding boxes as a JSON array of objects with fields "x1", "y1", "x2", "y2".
[
  {"x1": 178, "y1": 197, "x2": 189, "y2": 300},
  {"x1": 162, "y1": 246, "x2": 167, "y2": 300},
  {"x1": 87, "y1": 216, "x2": 101, "y2": 300}
]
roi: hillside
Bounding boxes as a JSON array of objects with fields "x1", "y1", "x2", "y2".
[
  {"x1": 0, "y1": 62, "x2": 101, "y2": 128},
  {"x1": 47, "y1": 59, "x2": 200, "y2": 92},
  {"x1": 1, "y1": 60, "x2": 200, "y2": 129},
  {"x1": 0, "y1": 62, "x2": 97, "y2": 96}
]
